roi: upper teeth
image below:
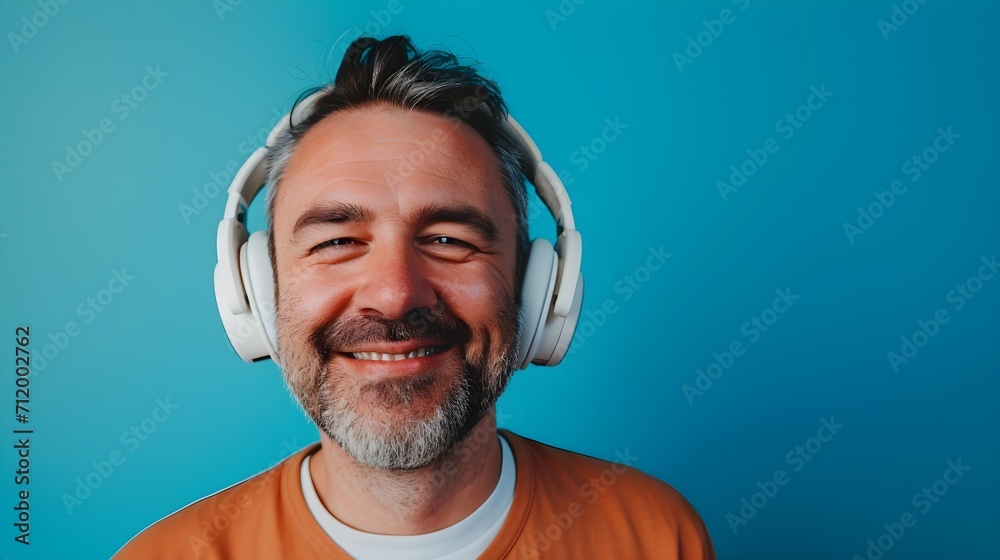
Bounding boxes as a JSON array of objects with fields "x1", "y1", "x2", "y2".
[{"x1": 351, "y1": 346, "x2": 440, "y2": 361}]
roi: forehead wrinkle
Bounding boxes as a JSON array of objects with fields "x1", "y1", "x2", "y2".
[
  {"x1": 293, "y1": 142, "x2": 479, "y2": 178},
  {"x1": 296, "y1": 136, "x2": 445, "y2": 163},
  {"x1": 294, "y1": 163, "x2": 484, "y2": 192},
  {"x1": 296, "y1": 156, "x2": 491, "y2": 197},
  {"x1": 417, "y1": 142, "x2": 472, "y2": 173},
  {"x1": 390, "y1": 128, "x2": 495, "y2": 175},
  {"x1": 289, "y1": 109, "x2": 498, "y2": 185}
]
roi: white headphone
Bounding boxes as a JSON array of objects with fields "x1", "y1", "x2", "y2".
[{"x1": 214, "y1": 90, "x2": 583, "y2": 370}]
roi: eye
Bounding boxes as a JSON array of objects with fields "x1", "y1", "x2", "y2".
[
  {"x1": 312, "y1": 238, "x2": 355, "y2": 252},
  {"x1": 422, "y1": 235, "x2": 478, "y2": 260},
  {"x1": 429, "y1": 236, "x2": 475, "y2": 249}
]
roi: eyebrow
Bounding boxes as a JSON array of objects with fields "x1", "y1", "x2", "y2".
[
  {"x1": 292, "y1": 202, "x2": 374, "y2": 240},
  {"x1": 408, "y1": 203, "x2": 499, "y2": 243}
]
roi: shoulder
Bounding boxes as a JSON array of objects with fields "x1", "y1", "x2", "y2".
[
  {"x1": 112, "y1": 444, "x2": 318, "y2": 560},
  {"x1": 506, "y1": 430, "x2": 696, "y2": 509},
  {"x1": 502, "y1": 430, "x2": 714, "y2": 558}
]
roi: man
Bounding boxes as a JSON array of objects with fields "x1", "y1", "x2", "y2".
[{"x1": 115, "y1": 35, "x2": 714, "y2": 559}]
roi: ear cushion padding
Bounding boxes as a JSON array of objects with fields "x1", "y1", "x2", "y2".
[
  {"x1": 242, "y1": 231, "x2": 280, "y2": 363},
  {"x1": 215, "y1": 262, "x2": 271, "y2": 362},
  {"x1": 516, "y1": 239, "x2": 558, "y2": 370}
]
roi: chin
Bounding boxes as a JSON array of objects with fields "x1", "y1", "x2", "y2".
[{"x1": 316, "y1": 364, "x2": 477, "y2": 470}]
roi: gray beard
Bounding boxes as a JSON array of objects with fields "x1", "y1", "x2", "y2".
[{"x1": 316, "y1": 366, "x2": 480, "y2": 470}]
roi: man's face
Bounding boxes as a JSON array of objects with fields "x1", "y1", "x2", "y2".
[{"x1": 271, "y1": 104, "x2": 521, "y2": 470}]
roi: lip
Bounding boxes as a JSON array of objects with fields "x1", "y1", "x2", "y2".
[
  {"x1": 336, "y1": 343, "x2": 454, "y2": 378},
  {"x1": 339, "y1": 340, "x2": 450, "y2": 355}
]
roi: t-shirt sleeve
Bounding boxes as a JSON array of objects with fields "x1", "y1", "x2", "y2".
[
  {"x1": 594, "y1": 468, "x2": 717, "y2": 559},
  {"x1": 658, "y1": 483, "x2": 716, "y2": 559}
]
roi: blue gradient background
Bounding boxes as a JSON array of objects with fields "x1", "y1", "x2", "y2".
[{"x1": 1, "y1": 1, "x2": 998, "y2": 559}]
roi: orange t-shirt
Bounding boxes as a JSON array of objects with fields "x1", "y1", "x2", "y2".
[{"x1": 114, "y1": 430, "x2": 714, "y2": 559}]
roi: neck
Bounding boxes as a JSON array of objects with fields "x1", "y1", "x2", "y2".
[{"x1": 309, "y1": 411, "x2": 502, "y2": 535}]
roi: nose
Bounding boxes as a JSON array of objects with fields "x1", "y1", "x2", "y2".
[{"x1": 353, "y1": 243, "x2": 439, "y2": 321}]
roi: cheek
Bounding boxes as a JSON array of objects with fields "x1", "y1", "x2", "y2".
[
  {"x1": 438, "y1": 278, "x2": 492, "y2": 305},
  {"x1": 437, "y1": 263, "x2": 516, "y2": 314},
  {"x1": 439, "y1": 266, "x2": 518, "y2": 366},
  {"x1": 278, "y1": 268, "x2": 352, "y2": 330}
]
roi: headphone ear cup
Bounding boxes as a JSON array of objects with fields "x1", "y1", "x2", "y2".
[
  {"x1": 241, "y1": 231, "x2": 280, "y2": 363},
  {"x1": 215, "y1": 259, "x2": 270, "y2": 362},
  {"x1": 516, "y1": 239, "x2": 558, "y2": 370},
  {"x1": 534, "y1": 274, "x2": 583, "y2": 366}
]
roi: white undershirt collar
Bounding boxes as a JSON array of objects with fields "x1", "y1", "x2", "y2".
[{"x1": 300, "y1": 434, "x2": 515, "y2": 560}]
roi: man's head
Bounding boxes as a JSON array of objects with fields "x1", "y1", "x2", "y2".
[{"x1": 264, "y1": 36, "x2": 528, "y2": 470}]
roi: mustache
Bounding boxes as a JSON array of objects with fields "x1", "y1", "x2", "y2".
[{"x1": 310, "y1": 307, "x2": 473, "y2": 363}]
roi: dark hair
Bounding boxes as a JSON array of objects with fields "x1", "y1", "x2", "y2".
[{"x1": 264, "y1": 35, "x2": 529, "y2": 300}]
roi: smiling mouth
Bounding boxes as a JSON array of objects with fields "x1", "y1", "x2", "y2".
[{"x1": 342, "y1": 344, "x2": 451, "y2": 362}]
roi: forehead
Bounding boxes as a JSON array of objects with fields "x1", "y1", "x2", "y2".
[{"x1": 271, "y1": 105, "x2": 510, "y2": 231}]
